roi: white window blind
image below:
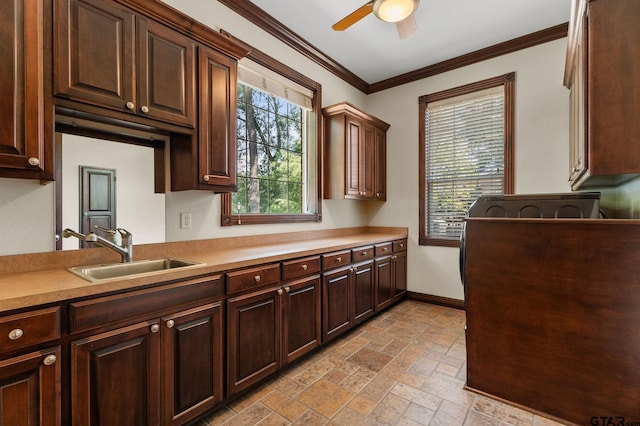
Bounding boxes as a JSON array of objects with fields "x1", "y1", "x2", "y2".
[{"x1": 425, "y1": 86, "x2": 505, "y2": 240}]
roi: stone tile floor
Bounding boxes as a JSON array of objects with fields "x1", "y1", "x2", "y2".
[{"x1": 198, "y1": 300, "x2": 570, "y2": 425}]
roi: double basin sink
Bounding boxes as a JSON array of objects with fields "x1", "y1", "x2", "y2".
[{"x1": 68, "y1": 258, "x2": 203, "y2": 282}]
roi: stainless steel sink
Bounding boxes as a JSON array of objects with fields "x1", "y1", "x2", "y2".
[{"x1": 68, "y1": 258, "x2": 203, "y2": 282}]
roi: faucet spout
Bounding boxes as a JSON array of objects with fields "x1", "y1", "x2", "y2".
[{"x1": 62, "y1": 227, "x2": 133, "y2": 263}]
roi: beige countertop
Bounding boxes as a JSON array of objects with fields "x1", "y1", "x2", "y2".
[{"x1": 0, "y1": 227, "x2": 407, "y2": 312}]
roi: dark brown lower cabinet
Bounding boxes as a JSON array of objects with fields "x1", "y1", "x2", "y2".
[
  {"x1": 375, "y1": 250, "x2": 407, "y2": 311},
  {"x1": 227, "y1": 275, "x2": 321, "y2": 396},
  {"x1": 353, "y1": 261, "x2": 374, "y2": 325},
  {"x1": 0, "y1": 346, "x2": 61, "y2": 426},
  {"x1": 71, "y1": 302, "x2": 223, "y2": 426},
  {"x1": 162, "y1": 302, "x2": 223, "y2": 425},
  {"x1": 71, "y1": 321, "x2": 162, "y2": 426}
]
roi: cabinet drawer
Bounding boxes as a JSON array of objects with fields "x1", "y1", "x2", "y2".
[
  {"x1": 374, "y1": 242, "x2": 393, "y2": 257},
  {"x1": 282, "y1": 256, "x2": 321, "y2": 281},
  {"x1": 393, "y1": 239, "x2": 407, "y2": 253},
  {"x1": 352, "y1": 245, "x2": 374, "y2": 263},
  {"x1": 0, "y1": 307, "x2": 61, "y2": 353},
  {"x1": 227, "y1": 264, "x2": 280, "y2": 295},
  {"x1": 70, "y1": 275, "x2": 223, "y2": 334},
  {"x1": 322, "y1": 250, "x2": 351, "y2": 270}
]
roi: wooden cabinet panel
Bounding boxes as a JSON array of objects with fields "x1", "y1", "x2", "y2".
[
  {"x1": 54, "y1": 0, "x2": 196, "y2": 128},
  {"x1": 321, "y1": 266, "x2": 352, "y2": 342},
  {"x1": 0, "y1": 346, "x2": 61, "y2": 426},
  {"x1": 54, "y1": 0, "x2": 135, "y2": 110},
  {"x1": 375, "y1": 256, "x2": 393, "y2": 311},
  {"x1": 283, "y1": 275, "x2": 321, "y2": 364},
  {"x1": 374, "y1": 127, "x2": 387, "y2": 200},
  {"x1": 393, "y1": 250, "x2": 407, "y2": 299},
  {"x1": 0, "y1": 306, "x2": 60, "y2": 354},
  {"x1": 227, "y1": 287, "x2": 281, "y2": 395},
  {"x1": 281, "y1": 255, "x2": 321, "y2": 281},
  {"x1": 162, "y1": 302, "x2": 223, "y2": 425},
  {"x1": 353, "y1": 261, "x2": 374, "y2": 325},
  {"x1": 0, "y1": 0, "x2": 53, "y2": 180},
  {"x1": 71, "y1": 321, "x2": 162, "y2": 426},
  {"x1": 137, "y1": 17, "x2": 196, "y2": 127},
  {"x1": 197, "y1": 45, "x2": 237, "y2": 190}
]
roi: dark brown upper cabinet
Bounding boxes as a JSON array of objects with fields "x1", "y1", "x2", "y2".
[
  {"x1": 54, "y1": 0, "x2": 196, "y2": 128},
  {"x1": 323, "y1": 102, "x2": 389, "y2": 201},
  {"x1": 0, "y1": 0, "x2": 54, "y2": 181},
  {"x1": 564, "y1": 0, "x2": 640, "y2": 190}
]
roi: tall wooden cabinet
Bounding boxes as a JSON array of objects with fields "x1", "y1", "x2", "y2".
[
  {"x1": 564, "y1": 0, "x2": 640, "y2": 189},
  {"x1": 0, "y1": 0, "x2": 54, "y2": 180},
  {"x1": 323, "y1": 102, "x2": 390, "y2": 200}
]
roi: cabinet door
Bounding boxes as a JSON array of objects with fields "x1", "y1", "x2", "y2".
[
  {"x1": 375, "y1": 256, "x2": 393, "y2": 312},
  {"x1": 568, "y1": 13, "x2": 587, "y2": 185},
  {"x1": 198, "y1": 45, "x2": 237, "y2": 189},
  {"x1": 361, "y1": 125, "x2": 376, "y2": 198},
  {"x1": 54, "y1": 0, "x2": 135, "y2": 112},
  {"x1": 0, "y1": 347, "x2": 61, "y2": 426},
  {"x1": 393, "y1": 250, "x2": 407, "y2": 299},
  {"x1": 71, "y1": 321, "x2": 161, "y2": 426},
  {"x1": 0, "y1": 0, "x2": 53, "y2": 179},
  {"x1": 353, "y1": 261, "x2": 374, "y2": 324},
  {"x1": 322, "y1": 266, "x2": 352, "y2": 342},
  {"x1": 162, "y1": 302, "x2": 223, "y2": 425},
  {"x1": 374, "y1": 127, "x2": 387, "y2": 200},
  {"x1": 283, "y1": 275, "x2": 321, "y2": 364},
  {"x1": 137, "y1": 17, "x2": 196, "y2": 127},
  {"x1": 227, "y1": 287, "x2": 281, "y2": 396},
  {"x1": 345, "y1": 118, "x2": 362, "y2": 198}
]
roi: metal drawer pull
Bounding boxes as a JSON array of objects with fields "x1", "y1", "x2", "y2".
[
  {"x1": 166, "y1": 320, "x2": 175, "y2": 328},
  {"x1": 150, "y1": 324, "x2": 160, "y2": 333},
  {"x1": 382, "y1": 247, "x2": 388, "y2": 251},
  {"x1": 254, "y1": 275, "x2": 261, "y2": 282},
  {"x1": 284, "y1": 287, "x2": 290, "y2": 293},
  {"x1": 302, "y1": 264, "x2": 308, "y2": 270},
  {"x1": 362, "y1": 251, "x2": 367, "y2": 256},
  {"x1": 277, "y1": 289, "x2": 283, "y2": 295},
  {"x1": 336, "y1": 257, "x2": 342, "y2": 263},
  {"x1": 43, "y1": 354, "x2": 57, "y2": 366},
  {"x1": 8, "y1": 329, "x2": 23, "y2": 340}
]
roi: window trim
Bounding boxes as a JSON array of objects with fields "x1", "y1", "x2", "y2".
[
  {"x1": 418, "y1": 72, "x2": 515, "y2": 247},
  {"x1": 221, "y1": 32, "x2": 322, "y2": 226}
]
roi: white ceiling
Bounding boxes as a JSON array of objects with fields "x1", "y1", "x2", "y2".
[{"x1": 250, "y1": 0, "x2": 571, "y2": 84}]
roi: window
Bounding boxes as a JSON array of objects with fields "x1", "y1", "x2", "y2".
[
  {"x1": 222, "y1": 54, "x2": 322, "y2": 226},
  {"x1": 419, "y1": 73, "x2": 514, "y2": 246}
]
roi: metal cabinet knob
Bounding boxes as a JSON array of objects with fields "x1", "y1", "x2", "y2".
[
  {"x1": 284, "y1": 287, "x2": 290, "y2": 293},
  {"x1": 166, "y1": 320, "x2": 175, "y2": 328},
  {"x1": 28, "y1": 157, "x2": 40, "y2": 166},
  {"x1": 43, "y1": 354, "x2": 57, "y2": 366},
  {"x1": 8, "y1": 328, "x2": 23, "y2": 340},
  {"x1": 376, "y1": 193, "x2": 380, "y2": 197},
  {"x1": 254, "y1": 275, "x2": 261, "y2": 282},
  {"x1": 203, "y1": 175, "x2": 210, "y2": 182},
  {"x1": 150, "y1": 324, "x2": 160, "y2": 333},
  {"x1": 141, "y1": 105, "x2": 149, "y2": 113},
  {"x1": 302, "y1": 264, "x2": 308, "y2": 270},
  {"x1": 336, "y1": 257, "x2": 342, "y2": 263},
  {"x1": 277, "y1": 288, "x2": 283, "y2": 295},
  {"x1": 126, "y1": 101, "x2": 135, "y2": 110},
  {"x1": 362, "y1": 251, "x2": 367, "y2": 256}
]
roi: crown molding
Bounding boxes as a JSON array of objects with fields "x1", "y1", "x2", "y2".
[{"x1": 217, "y1": 0, "x2": 568, "y2": 94}]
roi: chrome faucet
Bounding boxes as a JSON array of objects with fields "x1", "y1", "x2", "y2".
[{"x1": 62, "y1": 227, "x2": 133, "y2": 263}]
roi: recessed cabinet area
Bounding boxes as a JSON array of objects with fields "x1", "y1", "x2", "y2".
[
  {"x1": 323, "y1": 102, "x2": 390, "y2": 201},
  {"x1": 564, "y1": 0, "x2": 640, "y2": 189},
  {"x1": 0, "y1": 235, "x2": 407, "y2": 425}
]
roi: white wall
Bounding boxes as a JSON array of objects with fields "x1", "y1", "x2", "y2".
[
  {"x1": 0, "y1": 0, "x2": 572, "y2": 303},
  {"x1": 366, "y1": 39, "x2": 571, "y2": 300},
  {"x1": 61, "y1": 134, "x2": 165, "y2": 249}
]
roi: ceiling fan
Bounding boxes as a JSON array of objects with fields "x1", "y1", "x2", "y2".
[{"x1": 332, "y1": 0, "x2": 420, "y2": 39}]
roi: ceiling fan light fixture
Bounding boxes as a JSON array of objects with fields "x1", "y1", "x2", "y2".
[{"x1": 373, "y1": 0, "x2": 419, "y2": 23}]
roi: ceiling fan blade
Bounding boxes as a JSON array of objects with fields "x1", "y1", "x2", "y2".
[
  {"x1": 332, "y1": 2, "x2": 374, "y2": 31},
  {"x1": 396, "y1": 13, "x2": 417, "y2": 39}
]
